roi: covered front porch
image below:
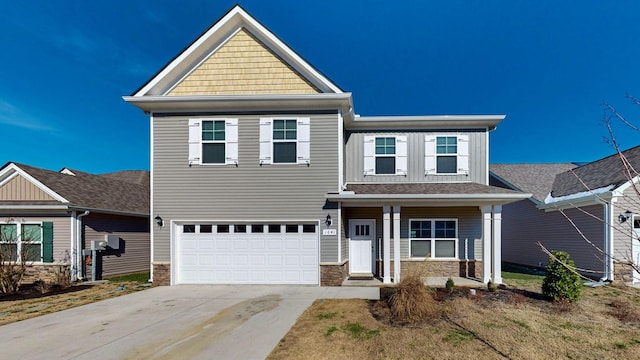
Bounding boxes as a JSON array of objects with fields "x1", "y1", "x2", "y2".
[{"x1": 326, "y1": 182, "x2": 530, "y2": 286}]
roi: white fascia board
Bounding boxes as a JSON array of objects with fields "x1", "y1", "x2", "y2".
[
  {"x1": 134, "y1": 6, "x2": 342, "y2": 97},
  {"x1": 0, "y1": 164, "x2": 69, "y2": 203},
  {"x1": 123, "y1": 93, "x2": 353, "y2": 113},
  {"x1": 539, "y1": 185, "x2": 614, "y2": 211},
  {"x1": 0, "y1": 205, "x2": 69, "y2": 210},
  {"x1": 326, "y1": 192, "x2": 531, "y2": 206},
  {"x1": 611, "y1": 175, "x2": 640, "y2": 197},
  {"x1": 345, "y1": 115, "x2": 505, "y2": 131}
]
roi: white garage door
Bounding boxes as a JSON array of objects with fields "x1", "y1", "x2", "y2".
[{"x1": 176, "y1": 223, "x2": 319, "y2": 284}]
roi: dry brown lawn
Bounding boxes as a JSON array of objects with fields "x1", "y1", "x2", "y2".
[
  {"x1": 0, "y1": 280, "x2": 149, "y2": 326},
  {"x1": 269, "y1": 277, "x2": 640, "y2": 360}
]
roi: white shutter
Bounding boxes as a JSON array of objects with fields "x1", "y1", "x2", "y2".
[
  {"x1": 225, "y1": 119, "x2": 238, "y2": 165},
  {"x1": 395, "y1": 136, "x2": 407, "y2": 175},
  {"x1": 457, "y1": 134, "x2": 469, "y2": 174},
  {"x1": 297, "y1": 117, "x2": 310, "y2": 165},
  {"x1": 259, "y1": 118, "x2": 272, "y2": 165},
  {"x1": 188, "y1": 119, "x2": 201, "y2": 165},
  {"x1": 363, "y1": 136, "x2": 375, "y2": 176},
  {"x1": 424, "y1": 134, "x2": 436, "y2": 175}
]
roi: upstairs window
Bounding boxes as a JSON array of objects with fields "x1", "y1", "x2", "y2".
[
  {"x1": 363, "y1": 135, "x2": 407, "y2": 176},
  {"x1": 424, "y1": 134, "x2": 469, "y2": 175},
  {"x1": 188, "y1": 118, "x2": 238, "y2": 166},
  {"x1": 259, "y1": 117, "x2": 310, "y2": 165}
]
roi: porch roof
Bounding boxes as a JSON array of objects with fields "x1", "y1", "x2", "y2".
[{"x1": 326, "y1": 182, "x2": 530, "y2": 207}]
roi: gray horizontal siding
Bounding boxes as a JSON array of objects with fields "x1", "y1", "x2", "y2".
[
  {"x1": 502, "y1": 200, "x2": 606, "y2": 279},
  {"x1": 153, "y1": 112, "x2": 340, "y2": 262},
  {"x1": 345, "y1": 130, "x2": 487, "y2": 184}
]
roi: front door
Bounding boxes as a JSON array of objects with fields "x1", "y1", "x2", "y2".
[{"x1": 349, "y1": 220, "x2": 375, "y2": 275}]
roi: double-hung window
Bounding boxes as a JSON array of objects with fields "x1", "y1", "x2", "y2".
[
  {"x1": 424, "y1": 134, "x2": 469, "y2": 175},
  {"x1": 409, "y1": 219, "x2": 457, "y2": 259},
  {"x1": 363, "y1": 135, "x2": 407, "y2": 176},
  {"x1": 0, "y1": 222, "x2": 52, "y2": 263},
  {"x1": 188, "y1": 118, "x2": 238, "y2": 165},
  {"x1": 259, "y1": 117, "x2": 310, "y2": 165}
]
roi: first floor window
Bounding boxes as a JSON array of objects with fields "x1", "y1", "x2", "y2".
[
  {"x1": 0, "y1": 223, "x2": 43, "y2": 262},
  {"x1": 410, "y1": 219, "x2": 457, "y2": 258}
]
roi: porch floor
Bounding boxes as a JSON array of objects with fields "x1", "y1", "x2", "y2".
[{"x1": 341, "y1": 276, "x2": 484, "y2": 287}]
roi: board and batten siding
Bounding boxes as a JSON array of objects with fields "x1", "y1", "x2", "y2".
[
  {"x1": 152, "y1": 112, "x2": 340, "y2": 263},
  {"x1": 345, "y1": 130, "x2": 487, "y2": 184},
  {"x1": 83, "y1": 213, "x2": 150, "y2": 277},
  {"x1": 502, "y1": 200, "x2": 607, "y2": 278},
  {"x1": 0, "y1": 175, "x2": 56, "y2": 201}
]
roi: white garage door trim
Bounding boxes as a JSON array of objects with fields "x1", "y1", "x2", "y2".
[{"x1": 174, "y1": 222, "x2": 319, "y2": 285}]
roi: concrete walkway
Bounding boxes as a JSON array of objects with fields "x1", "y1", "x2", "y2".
[{"x1": 0, "y1": 285, "x2": 378, "y2": 360}]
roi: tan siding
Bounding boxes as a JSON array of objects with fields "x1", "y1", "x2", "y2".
[
  {"x1": 612, "y1": 187, "x2": 640, "y2": 262},
  {"x1": 168, "y1": 29, "x2": 320, "y2": 95},
  {"x1": 345, "y1": 131, "x2": 487, "y2": 184},
  {"x1": 502, "y1": 200, "x2": 606, "y2": 278},
  {"x1": 153, "y1": 113, "x2": 339, "y2": 263},
  {"x1": 83, "y1": 213, "x2": 150, "y2": 277},
  {"x1": 0, "y1": 175, "x2": 56, "y2": 201}
]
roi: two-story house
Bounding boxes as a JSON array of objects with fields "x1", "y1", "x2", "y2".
[{"x1": 124, "y1": 5, "x2": 529, "y2": 286}]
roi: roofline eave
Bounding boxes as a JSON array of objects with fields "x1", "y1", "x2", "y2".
[
  {"x1": 326, "y1": 192, "x2": 531, "y2": 207},
  {"x1": 345, "y1": 115, "x2": 505, "y2": 131}
]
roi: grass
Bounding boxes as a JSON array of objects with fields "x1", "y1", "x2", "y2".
[
  {"x1": 268, "y1": 271, "x2": 640, "y2": 359},
  {"x1": 104, "y1": 271, "x2": 150, "y2": 283}
]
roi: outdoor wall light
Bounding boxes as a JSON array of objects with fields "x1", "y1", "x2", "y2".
[
  {"x1": 155, "y1": 215, "x2": 164, "y2": 227},
  {"x1": 618, "y1": 210, "x2": 632, "y2": 223},
  {"x1": 325, "y1": 214, "x2": 332, "y2": 227}
]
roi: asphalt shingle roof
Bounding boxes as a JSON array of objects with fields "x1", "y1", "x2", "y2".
[
  {"x1": 490, "y1": 163, "x2": 577, "y2": 202},
  {"x1": 551, "y1": 145, "x2": 640, "y2": 198},
  {"x1": 10, "y1": 163, "x2": 149, "y2": 215}
]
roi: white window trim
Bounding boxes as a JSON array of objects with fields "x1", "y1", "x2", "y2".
[
  {"x1": 259, "y1": 117, "x2": 310, "y2": 165},
  {"x1": 408, "y1": 218, "x2": 458, "y2": 260},
  {"x1": 0, "y1": 222, "x2": 43, "y2": 263},
  {"x1": 363, "y1": 135, "x2": 407, "y2": 176},
  {"x1": 424, "y1": 134, "x2": 469, "y2": 175},
  {"x1": 188, "y1": 118, "x2": 238, "y2": 166}
]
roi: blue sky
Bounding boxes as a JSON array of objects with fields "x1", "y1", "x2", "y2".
[{"x1": 2, "y1": 0, "x2": 640, "y2": 173}]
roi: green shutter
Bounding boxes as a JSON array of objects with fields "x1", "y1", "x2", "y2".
[{"x1": 42, "y1": 222, "x2": 54, "y2": 263}]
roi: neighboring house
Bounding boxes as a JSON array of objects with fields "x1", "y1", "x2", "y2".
[
  {"x1": 0, "y1": 162, "x2": 150, "y2": 282},
  {"x1": 124, "y1": 5, "x2": 529, "y2": 287},
  {"x1": 491, "y1": 146, "x2": 640, "y2": 284}
]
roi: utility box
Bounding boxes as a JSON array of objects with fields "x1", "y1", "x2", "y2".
[{"x1": 104, "y1": 234, "x2": 120, "y2": 249}]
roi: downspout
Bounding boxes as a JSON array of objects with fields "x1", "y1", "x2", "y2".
[
  {"x1": 595, "y1": 197, "x2": 614, "y2": 281},
  {"x1": 76, "y1": 210, "x2": 90, "y2": 281}
]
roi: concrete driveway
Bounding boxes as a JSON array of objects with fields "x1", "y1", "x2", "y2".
[{"x1": 0, "y1": 285, "x2": 378, "y2": 360}]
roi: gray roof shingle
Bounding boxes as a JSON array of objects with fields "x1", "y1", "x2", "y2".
[
  {"x1": 551, "y1": 145, "x2": 640, "y2": 197},
  {"x1": 490, "y1": 163, "x2": 577, "y2": 202},
  {"x1": 8, "y1": 163, "x2": 149, "y2": 215}
]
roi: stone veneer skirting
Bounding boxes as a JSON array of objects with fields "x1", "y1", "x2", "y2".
[
  {"x1": 152, "y1": 262, "x2": 171, "y2": 286},
  {"x1": 22, "y1": 264, "x2": 71, "y2": 284},
  {"x1": 320, "y1": 262, "x2": 349, "y2": 286},
  {"x1": 395, "y1": 260, "x2": 482, "y2": 280},
  {"x1": 614, "y1": 262, "x2": 635, "y2": 284}
]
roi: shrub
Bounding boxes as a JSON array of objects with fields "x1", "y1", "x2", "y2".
[
  {"x1": 542, "y1": 250, "x2": 582, "y2": 302},
  {"x1": 445, "y1": 277, "x2": 455, "y2": 292},
  {"x1": 487, "y1": 280, "x2": 497, "y2": 292},
  {"x1": 389, "y1": 274, "x2": 438, "y2": 324}
]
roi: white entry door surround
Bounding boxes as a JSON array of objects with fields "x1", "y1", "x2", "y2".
[{"x1": 349, "y1": 220, "x2": 375, "y2": 275}]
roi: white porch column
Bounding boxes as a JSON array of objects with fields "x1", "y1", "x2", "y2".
[
  {"x1": 383, "y1": 206, "x2": 391, "y2": 284},
  {"x1": 393, "y1": 206, "x2": 401, "y2": 284},
  {"x1": 491, "y1": 205, "x2": 503, "y2": 284},
  {"x1": 481, "y1": 205, "x2": 492, "y2": 283}
]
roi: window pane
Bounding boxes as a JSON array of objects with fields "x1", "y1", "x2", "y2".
[
  {"x1": 213, "y1": 131, "x2": 225, "y2": 141},
  {"x1": 251, "y1": 225, "x2": 264, "y2": 233},
  {"x1": 375, "y1": 137, "x2": 395, "y2": 155},
  {"x1": 0, "y1": 244, "x2": 17, "y2": 261},
  {"x1": 434, "y1": 221, "x2": 456, "y2": 238},
  {"x1": 273, "y1": 142, "x2": 296, "y2": 163},
  {"x1": 202, "y1": 132, "x2": 214, "y2": 141},
  {"x1": 200, "y1": 225, "x2": 212, "y2": 233},
  {"x1": 411, "y1": 240, "x2": 431, "y2": 257},
  {"x1": 436, "y1": 136, "x2": 457, "y2": 154},
  {"x1": 273, "y1": 120, "x2": 284, "y2": 130},
  {"x1": 203, "y1": 143, "x2": 225, "y2": 164},
  {"x1": 0, "y1": 224, "x2": 17, "y2": 242},
  {"x1": 23, "y1": 244, "x2": 41, "y2": 262},
  {"x1": 268, "y1": 224, "x2": 281, "y2": 233},
  {"x1": 234, "y1": 224, "x2": 247, "y2": 233},
  {"x1": 202, "y1": 121, "x2": 214, "y2": 130},
  {"x1": 22, "y1": 224, "x2": 41, "y2": 242},
  {"x1": 436, "y1": 156, "x2": 457, "y2": 174},
  {"x1": 273, "y1": 130, "x2": 285, "y2": 140},
  {"x1": 214, "y1": 121, "x2": 225, "y2": 131},
  {"x1": 286, "y1": 224, "x2": 298, "y2": 233},
  {"x1": 183, "y1": 225, "x2": 196, "y2": 233},
  {"x1": 302, "y1": 224, "x2": 316, "y2": 233},
  {"x1": 375, "y1": 157, "x2": 395, "y2": 174},
  {"x1": 217, "y1": 225, "x2": 230, "y2": 233},
  {"x1": 435, "y1": 240, "x2": 455, "y2": 258},
  {"x1": 410, "y1": 221, "x2": 431, "y2": 238}
]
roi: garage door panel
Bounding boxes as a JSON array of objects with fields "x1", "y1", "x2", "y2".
[{"x1": 177, "y1": 223, "x2": 318, "y2": 285}]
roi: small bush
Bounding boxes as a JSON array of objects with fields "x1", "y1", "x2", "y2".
[
  {"x1": 487, "y1": 280, "x2": 497, "y2": 292},
  {"x1": 542, "y1": 250, "x2": 582, "y2": 302},
  {"x1": 445, "y1": 278, "x2": 455, "y2": 292},
  {"x1": 389, "y1": 274, "x2": 438, "y2": 324}
]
